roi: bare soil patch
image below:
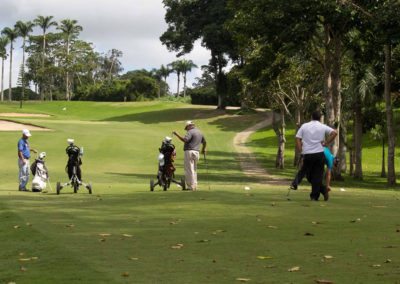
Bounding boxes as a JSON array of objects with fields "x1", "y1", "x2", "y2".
[
  {"x1": 0, "y1": 113, "x2": 50, "y2": 117},
  {"x1": 0, "y1": 120, "x2": 51, "y2": 131}
]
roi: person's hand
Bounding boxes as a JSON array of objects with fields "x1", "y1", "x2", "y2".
[
  {"x1": 327, "y1": 186, "x2": 331, "y2": 192},
  {"x1": 172, "y1": 131, "x2": 177, "y2": 136},
  {"x1": 32, "y1": 149, "x2": 38, "y2": 154},
  {"x1": 23, "y1": 159, "x2": 28, "y2": 165},
  {"x1": 321, "y1": 141, "x2": 326, "y2": 147}
]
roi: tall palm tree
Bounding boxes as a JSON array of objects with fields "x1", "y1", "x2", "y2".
[
  {"x1": 168, "y1": 60, "x2": 185, "y2": 97},
  {"x1": 158, "y1": 64, "x2": 171, "y2": 96},
  {"x1": 34, "y1": 15, "x2": 57, "y2": 100},
  {"x1": 180, "y1": 59, "x2": 197, "y2": 98},
  {"x1": 58, "y1": 19, "x2": 82, "y2": 100},
  {"x1": 15, "y1": 21, "x2": 34, "y2": 108},
  {"x1": 1, "y1": 27, "x2": 19, "y2": 101},
  {"x1": 0, "y1": 36, "x2": 8, "y2": 102}
]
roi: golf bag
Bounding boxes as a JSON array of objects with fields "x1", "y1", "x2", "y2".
[
  {"x1": 30, "y1": 152, "x2": 48, "y2": 192},
  {"x1": 57, "y1": 143, "x2": 92, "y2": 194},
  {"x1": 150, "y1": 137, "x2": 185, "y2": 191}
]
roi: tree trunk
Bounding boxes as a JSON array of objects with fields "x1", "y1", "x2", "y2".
[
  {"x1": 8, "y1": 42, "x2": 13, "y2": 101},
  {"x1": 20, "y1": 38, "x2": 26, "y2": 109},
  {"x1": 353, "y1": 96, "x2": 363, "y2": 180},
  {"x1": 331, "y1": 33, "x2": 342, "y2": 156},
  {"x1": 40, "y1": 32, "x2": 46, "y2": 101},
  {"x1": 384, "y1": 44, "x2": 396, "y2": 186},
  {"x1": 176, "y1": 72, "x2": 180, "y2": 97},
  {"x1": 1, "y1": 57, "x2": 4, "y2": 101},
  {"x1": 66, "y1": 39, "x2": 70, "y2": 101},
  {"x1": 273, "y1": 110, "x2": 285, "y2": 169},
  {"x1": 323, "y1": 24, "x2": 334, "y2": 126},
  {"x1": 183, "y1": 72, "x2": 187, "y2": 98},
  {"x1": 349, "y1": 146, "x2": 354, "y2": 176},
  {"x1": 381, "y1": 138, "x2": 386, "y2": 178},
  {"x1": 338, "y1": 119, "x2": 347, "y2": 173}
]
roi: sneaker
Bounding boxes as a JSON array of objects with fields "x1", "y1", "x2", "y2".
[{"x1": 290, "y1": 184, "x2": 297, "y2": 190}]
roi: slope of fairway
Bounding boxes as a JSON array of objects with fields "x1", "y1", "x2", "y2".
[{"x1": 0, "y1": 101, "x2": 399, "y2": 284}]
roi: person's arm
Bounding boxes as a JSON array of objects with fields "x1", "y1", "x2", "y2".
[
  {"x1": 296, "y1": 137, "x2": 302, "y2": 154},
  {"x1": 324, "y1": 129, "x2": 338, "y2": 146},
  {"x1": 172, "y1": 131, "x2": 186, "y2": 143},
  {"x1": 201, "y1": 140, "x2": 207, "y2": 154},
  {"x1": 30, "y1": 148, "x2": 38, "y2": 154}
]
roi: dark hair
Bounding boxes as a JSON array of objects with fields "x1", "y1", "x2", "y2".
[{"x1": 312, "y1": 111, "x2": 321, "y2": 121}]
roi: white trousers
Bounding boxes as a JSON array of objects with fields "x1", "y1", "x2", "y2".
[
  {"x1": 18, "y1": 159, "x2": 30, "y2": 189},
  {"x1": 184, "y1": 150, "x2": 200, "y2": 190}
]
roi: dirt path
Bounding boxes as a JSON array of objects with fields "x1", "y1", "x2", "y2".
[{"x1": 233, "y1": 111, "x2": 288, "y2": 185}]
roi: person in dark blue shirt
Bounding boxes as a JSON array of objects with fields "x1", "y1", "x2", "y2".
[{"x1": 17, "y1": 129, "x2": 37, "y2": 191}]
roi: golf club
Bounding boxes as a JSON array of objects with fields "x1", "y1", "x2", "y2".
[{"x1": 287, "y1": 154, "x2": 303, "y2": 200}]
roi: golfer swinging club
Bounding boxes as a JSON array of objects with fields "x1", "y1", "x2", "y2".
[{"x1": 173, "y1": 121, "x2": 207, "y2": 191}]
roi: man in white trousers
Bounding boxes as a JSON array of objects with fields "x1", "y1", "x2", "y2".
[{"x1": 173, "y1": 121, "x2": 207, "y2": 191}]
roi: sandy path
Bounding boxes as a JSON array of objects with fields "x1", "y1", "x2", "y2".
[
  {"x1": 233, "y1": 111, "x2": 288, "y2": 185},
  {"x1": 0, "y1": 113, "x2": 50, "y2": 117},
  {"x1": 0, "y1": 120, "x2": 51, "y2": 131}
]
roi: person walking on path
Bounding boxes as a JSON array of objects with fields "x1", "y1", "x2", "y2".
[
  {"x1": 295, "y1": 111, "x2": 337, "y2": 201},
  {"x1": 173, "y1": 121, "x2": 207, "y2": 191},
  {"x1": 17, "y1": 129, "x2": 37, "y2": 191}
]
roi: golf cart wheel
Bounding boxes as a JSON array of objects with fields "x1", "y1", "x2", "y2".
[
  {"x1": 150, "y1": 179, "x2": 155, "y2": 191},
  {"x1": 73, "y1": 183, "x2": 79, "y2": 193},
  {"x1": 56, "y1": 182, "x2": 61, "y2": 195},
  {"x1": 87, "y1": 183, "x2": 92, "y2": 194},
  {"x1": 180, "y1": 178, "x2": 186, "y2": 191}
]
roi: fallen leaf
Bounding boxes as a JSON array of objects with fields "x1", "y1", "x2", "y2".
[
  {"x1": 267, "y1": 225, "x2": 278, "y2": 229},
  {"x1": 271, "y1": 202, "x2": 276, "y2": 206},
  {"x1": 18, "y1": 258, "x2": 31, "y2": 262},
  {"x1": 26, "y1": 223, "x2": 32, "y2": 226},
  {"x1": 31, "y1": 256, "x2": 39, "y2": 260},
  {"x1": 315, "y1": 280, "x2": 334, "y2": 284},
  {"x1": 323, "y1": 255, "x2": 334, "y2": 259},
  {"x1": 99, "y1": 233, "x2": 111, "y2": 237},
  {"x1": 7, "y1": 282, "x2": 16, "y2": 284},
  {"x1": 257, "y1": 256, "x2": 273, "y2": 260},
  {"x1": 372, "y1": 205, "x2": 387, "y2": 208},
  {"x1": 383, "y1": 245, "x2": 397, "y2": 248},
  {"x1": 99, "y1": 238, "x2": 106, "y2": 242},
  {"x1": 304, "y1": 232, "x2": 314, "y2": 236},
  {"x1": 384, "y1": 259, "x2": 392, "y2": 263},
  {"x1": 197, "y1": 239, "x2": 210, "y2": 243},
  {"x1": 236, "y1": 278, "x2": 251, "y2": 282},
  {"x1": 311, "y1": 221, "x2": 321, "y2": 225},
  {"x1": 65, "y1": 224, "x2": 75, "y2": 228},
  {"x1": 129, "y1": 257, "x2": 139, "y2": 261},
  {"x1": 121, "y1": 272, "x2": 129, "y2": 277},
  {"x1": 372, "y1": 264, "x2": 381, "y2": 268},
  {"x1": 212, "y1": 229, "x2": 226, "y2": 235},
  {"x1": 13, "y1": 225, "x2": 20, "y2": 229},
  {"x1": 122, "y1": 234, "x2": 133, "y2": 238},
  {"x1": 171, "y1": 243, "x2": 184, "y2": 249},
  {"x1": 20, "y1": 266, "x2": 27, "y2": 272},
  {"x1": 288, "y1": 266, "x2": 300, "y2": 272}
]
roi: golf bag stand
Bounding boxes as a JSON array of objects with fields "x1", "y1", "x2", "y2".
[{"x1": 57, "y1": 160, "x2": 92, "y2": 195}]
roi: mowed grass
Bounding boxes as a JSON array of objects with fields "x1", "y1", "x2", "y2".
[{"x1": 0, "y1": 101, "x2": 399, "y2": 284}]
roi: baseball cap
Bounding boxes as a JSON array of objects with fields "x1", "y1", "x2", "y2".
[
  {"x1": 185, "y1": 120, "x2": 194, "y2": 129},
  {"x1": 22, "y1": 129, "x2": 32, "y2": 137}
]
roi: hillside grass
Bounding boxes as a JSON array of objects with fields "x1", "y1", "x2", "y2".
[{"x1": 0, "y1": 101, "x2": 399, "y2": 284}]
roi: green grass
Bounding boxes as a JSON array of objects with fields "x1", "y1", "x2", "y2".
[{"x1": 0, "y1": 102, "x2": 399, "y2": 283}]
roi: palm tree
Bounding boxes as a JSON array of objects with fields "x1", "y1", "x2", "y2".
[
  {"x1": 168, "y1": 60, "x2": 185, "y2": 97},
  {"x1": 58, "y1": 19, "x2": 82, "y2": 100},
  {"x1": 158, "y1": 64, "x2": 171, "y2": 96},
  {"x1": 1, "y1": 27, "x2": 19, "y2": 101},
  {"x1": 0, "y1": 36, "x2": 8, "y2": 102},
  {"x1": 34, "y1": 15, "x2": 57, "y2": 100},
  {"x1": 15, "y1": 21, "x2": 34, "y2": 108},
  {"x1": 180, "y1": 59, "x2": 197, "y2": 98}
]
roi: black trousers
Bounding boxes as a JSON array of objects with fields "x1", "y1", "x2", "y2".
[{"x1": 301, "y1": 152, "x2": 326, "y2": 200}]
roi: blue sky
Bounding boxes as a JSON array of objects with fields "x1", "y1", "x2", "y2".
[{"x1": 0, "y1": 0, "x2": 210, "y2": 92}]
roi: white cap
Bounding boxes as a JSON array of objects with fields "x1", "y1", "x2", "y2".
[
  {"x1": 22, "y1": 129, "x2": 32, "y2": 137},
  {"x1": 67, "y1": 138, "x2": 74, "y2": 144},
  {"x1": 39, "y1": 152, "x2": 46, "y2": 159},
  {"x1": 164, "y1": 136, "x2": 172, "y2": 142},
  {"x1": 185, "y1": 120, "x2": 194, "y2": 129}
]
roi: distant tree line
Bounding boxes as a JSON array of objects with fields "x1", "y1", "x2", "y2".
[{"x1": 0, "y1": 16, "x2": 199, "y2": 104}]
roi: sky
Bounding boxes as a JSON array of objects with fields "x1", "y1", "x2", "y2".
[{"x1": 0, "y1": 0, "x2": 211, "y2": 92}]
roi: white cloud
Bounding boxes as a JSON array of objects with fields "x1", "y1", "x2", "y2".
[{"x1": 0, "y1": 0, "x2": 210, "y2": 92}]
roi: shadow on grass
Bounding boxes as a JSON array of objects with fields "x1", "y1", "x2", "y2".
[{"x1": 102, "y1": 108, "x2": 224, "y2": 124}]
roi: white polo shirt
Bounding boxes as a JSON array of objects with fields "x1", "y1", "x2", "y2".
[{"x1": 296, "y1": 120, "x2": 334, "y2": 154}]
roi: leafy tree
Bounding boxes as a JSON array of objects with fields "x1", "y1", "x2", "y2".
[
  {"x1": 0, "y1": 36, "x2": 8, "y2": 101},
  {"x1": 161, "y1": 0, "x2": 237, "y2": 108},
  {"x1": 1, "y1": 27, "x2": 19, "y2": 101},
  {"x1": 158, "y1": 64, "x2": 172, "y2": 96}
]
